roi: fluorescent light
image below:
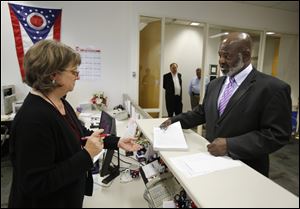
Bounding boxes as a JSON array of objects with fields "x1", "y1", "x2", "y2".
[
  {"x1": 266, "y1": 32, "x2": 275, "y2": 35},
  {"x1": 190, "y1": 22, "x2": 200, "y2": 26},
  {"x1": 209, "y1": 32, "x2": 229, "y2": 38}
]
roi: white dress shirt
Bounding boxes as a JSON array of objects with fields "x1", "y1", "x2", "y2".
[{"x1": 172, "y1": 73, "x2": 181, "y2": 96}]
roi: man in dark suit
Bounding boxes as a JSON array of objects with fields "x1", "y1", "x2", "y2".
[
  {"x1": 160, "y1": 32, "x2": 291, "y2": 177},
  {"x1": 163, "y1": 63, "x2": 183, "y2": 117}
]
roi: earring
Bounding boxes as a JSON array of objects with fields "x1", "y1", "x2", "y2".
[{"x1": 52, "y1": 80, "x2": 56, "y2": 84}]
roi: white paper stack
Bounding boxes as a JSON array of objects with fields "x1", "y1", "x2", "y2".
[
  {"x1": 170, "y1": 153, "x2": 242, "y2": 178},
  {"x1": 153, "y1": 122, "x2": 188, "y2": 151}
]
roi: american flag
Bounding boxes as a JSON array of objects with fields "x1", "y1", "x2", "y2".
[{"x1": 8, "y1": 3, "x2": 62, "y2": 81}]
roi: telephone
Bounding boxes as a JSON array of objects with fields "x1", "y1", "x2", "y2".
[
  {"x1": 144, "y1": 172, "x2": 183, "y2": 208},
  {"x1": 113, "y1": 104, "x2": 125, "y2": 110},
  {"x1": 112, "y1": 108, "x2": 128, "y2": 121}
]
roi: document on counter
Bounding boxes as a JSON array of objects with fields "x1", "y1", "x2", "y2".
[
  {"x1": 153, "y1": 121, "x2": 188, "y2": 151},
  {"x1": 170, "y1": 153, "x2": 242, "y2": 178}
]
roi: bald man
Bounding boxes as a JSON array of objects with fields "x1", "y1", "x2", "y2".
[
  {"x1": 160, "y1": 32, "x2": 291, "y2": 177},
  {"x1": 163, "y1": 63, "x2": 183, "y2": 117}
]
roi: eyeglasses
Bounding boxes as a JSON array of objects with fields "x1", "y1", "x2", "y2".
[{"x1": 66, "y1": 69, "x2": 80, "y2": 77}]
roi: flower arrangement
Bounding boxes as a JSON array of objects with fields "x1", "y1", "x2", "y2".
[{"x1": 90, "y1": 92, "x2": 107, "y2": 111}]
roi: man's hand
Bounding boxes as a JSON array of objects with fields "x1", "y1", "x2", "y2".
[
  {"x1": 118, "y1": 137, "x2": 142, "y2": 152},
  {"x1": 207, "y1": 138, "x2": 227, "y2": 156},
  {"x1": 159, "y1": 118, "x2": 172, "y2": 130}
]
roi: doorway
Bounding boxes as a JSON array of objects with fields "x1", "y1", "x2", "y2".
[{"x1": 139, "y1": 16, "x2": 161, "y2": 117}]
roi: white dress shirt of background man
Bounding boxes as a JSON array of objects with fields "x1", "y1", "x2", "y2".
[
  {"x1": 163, "y1": 63, "x2": 183, "y2": 117},
  {"x1": 188, "y1": 68, "x2": 202, "y2": 110}
]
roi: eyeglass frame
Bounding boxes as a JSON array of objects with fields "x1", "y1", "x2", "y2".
[{"x1": 63, "y1": 67, "x2": 80, "y2": 77}]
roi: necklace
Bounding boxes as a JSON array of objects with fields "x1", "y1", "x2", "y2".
[
  {"x1": 42, "y1": 93, "x2": 65, "y2": 115},
  {"x1": 41, "y1": 93, "x2": 82, "y2": 141}
]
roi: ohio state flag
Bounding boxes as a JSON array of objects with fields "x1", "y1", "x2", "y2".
[{"x1": 8, "y1": 3, "x2": 62, "y2": 81}]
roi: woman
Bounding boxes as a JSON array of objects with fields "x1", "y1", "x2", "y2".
[{"x1": 8, "y1": 40, "x2": 141, "y2": 207}]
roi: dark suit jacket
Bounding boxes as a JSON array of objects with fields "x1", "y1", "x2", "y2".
[
  {"x1": 163, "y1": 72, "x2": 182, "y2": 97},
  {"x1": 171, "y1": 69, "x2": 292, "y2": 176}
]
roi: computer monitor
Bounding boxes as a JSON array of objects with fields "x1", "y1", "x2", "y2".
[
  {"x1": 99, "y1": 110, "x2": 116, "y2": 135},
  {"x1": 99, "y1": 111, "x2": 119, "y2": 184}
]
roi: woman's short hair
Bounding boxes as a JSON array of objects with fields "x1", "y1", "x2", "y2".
[{"x1": 24, "y1": 39, "x2": 81, "y2": 94}]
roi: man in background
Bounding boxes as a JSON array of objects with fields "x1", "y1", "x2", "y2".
[
  {"x1": 188, "y1": 68, "x2": 202, "y2": 110},
  {"x1": 163, "y1": 63, "x2": 182, "y2": 117}
]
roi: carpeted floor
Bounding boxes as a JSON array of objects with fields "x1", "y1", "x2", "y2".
[
  {"x1": 269, "y1": 139, "x2": 299, "y2": 196},
  {"x1": 1, "y1": 139, "x2": 299, "y2": 207},
  {"x1": 1, "y1": 155, "x2": 11, "y2": 208}
]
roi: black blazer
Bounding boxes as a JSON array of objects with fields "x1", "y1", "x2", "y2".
[
  {"x1": 172, "y1": 69, "x2": 292, "y2": 175},
  {"x1": 9, "y1": 93, "x2": 119, "y2": 208},
  {"x1": 163, "y1": 72, "x2": 182, "y2": 97}
]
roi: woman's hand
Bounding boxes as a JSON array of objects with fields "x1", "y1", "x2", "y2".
[
  {"x1": 117, "y1": 137, "x2": 142, "y2": 152},
  {"x1": 84, "y1": 129, "x2": 104, "y2": 158}
]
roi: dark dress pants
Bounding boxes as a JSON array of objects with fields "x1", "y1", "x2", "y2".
[{"x1": 166, "y1": 94, "x2": 182, "y2": 117}]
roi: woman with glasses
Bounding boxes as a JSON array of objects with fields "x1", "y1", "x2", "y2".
[{"x1": 8, "y1": 40, "x2": 141, "y2": 208}]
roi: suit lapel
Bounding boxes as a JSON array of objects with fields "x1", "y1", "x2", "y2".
[
  {"x1": 212, "y1": 76, "x2": 226, "y2": 118},
  {"x1": 168, "y1": 73, "x2": 174, "y2": 92},
  {"x1": 217, "y1": 69, "x2": 257, "y2": 122}
]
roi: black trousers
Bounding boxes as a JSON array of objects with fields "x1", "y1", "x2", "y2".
[{"x1": 165, "y1": 94, "x2": 182, "y2": 117}]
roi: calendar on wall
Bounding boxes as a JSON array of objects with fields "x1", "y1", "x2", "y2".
[{"x1": 75, "y1": 47, "x2": 101, "y2": 80}]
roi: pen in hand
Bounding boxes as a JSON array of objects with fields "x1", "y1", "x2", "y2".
[{"x1": 81, "y1": 133, "x2": 110, "y2": 141}]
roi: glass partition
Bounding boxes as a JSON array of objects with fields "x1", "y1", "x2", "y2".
[
  {"x1": 138, "y1": 16, "x2": 298, "y2": 120},
  {"x1": 263, "y1": 32, "x2": 299, "y2": 107},
  {"x1": 163, "y1": 17, "x2": 205, "y2": 114}
]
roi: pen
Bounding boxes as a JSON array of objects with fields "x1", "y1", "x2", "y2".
[{"x1": 81, "y1": 133, "x2": 110, "y2": 141}]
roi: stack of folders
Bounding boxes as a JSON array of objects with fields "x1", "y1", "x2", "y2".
[{"x1": 153, "y1": 122, "x2": 188, "y2": 151}]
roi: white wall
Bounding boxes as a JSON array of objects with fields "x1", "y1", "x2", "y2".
[
  {"x1": 207, "y1": 28, "x2": 222, "y2": 76},
  {"x1": 1, "y1": 1, "x2": 298, "y2": 111},
  {"x1": 1, "y1": 1, "x2": 132, "y2": 110},
  {"x1": 162, "y1": 24, "x2": 203, "y2": 116}
]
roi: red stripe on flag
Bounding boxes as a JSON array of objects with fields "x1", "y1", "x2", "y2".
[
  {"x1": 9, "y1": 4, "x2": 25, "y2": 81},
  {"x1": 53, "y1": 13, "x2": 61, "y2": 41}
]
